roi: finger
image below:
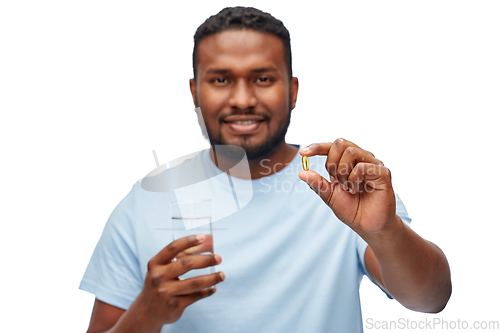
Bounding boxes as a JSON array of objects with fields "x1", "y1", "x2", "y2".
[
  {"x1": 324, "y1": 139, "x2": 362, "y2": 181},
  {"x1": 178, "y1": 286, "x2": 218, "y2": 308},
  {"x1": 336, "y1": 147, "x2": 384, "y2": 186},
  {"x1": 170, "y1": 271, "x2": 225, "y2": 297},
  {"x1": 299, "y1": 142, "x2": 332, "y2": 156},
  {"x1": 347, "y1": 163, "x2": 392, "y2": 194},
  {"x1": 345, "y1": 162, "x2": 371, "y2": 194},
  {"x1": 298, "y1": 170, "x2": 334, "y2": 204},
  {"x1": 149, "y1": 234, "x2": 207, "y2": 267},
  {"x1": 300, "y1": 139, "x2": 363, "y2": 181},
  {"x1": 299, "y1": 138, "x2": 360, "y2": 157},
  {"x1": 182, "y1": 235, "x2": 214, "y2": 255},
  {"x1": 167, "y1": 253, "x2": 222, "y2": 279}
]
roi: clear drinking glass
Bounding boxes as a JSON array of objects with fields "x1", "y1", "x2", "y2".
[{"x1": 170, "y1": 199, "x2": 214, "y2": 277}]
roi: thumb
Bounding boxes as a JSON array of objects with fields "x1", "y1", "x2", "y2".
[{"x1": 299, "y1": 170, "x2": 333, "y2": 204}]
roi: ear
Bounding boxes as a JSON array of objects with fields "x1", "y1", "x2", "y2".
[
  {"x1": 189, "y1": 78, "x2": 198, "y2": 107},
  {"x1": 290, "y1": 77, "x2": 299, "y2": 110}
]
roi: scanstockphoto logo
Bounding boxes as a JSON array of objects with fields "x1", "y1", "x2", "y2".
[
  {"x1": 258, "y1": 157, "x2": 313, "y2": 194},
  {"x1": 365, "y1": 317, "x2": 499, "y2": 331},
  {"x1": 140, "y1": 107, "x2": 253, "y2": 230}
]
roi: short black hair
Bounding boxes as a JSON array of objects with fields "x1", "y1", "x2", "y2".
[{"x1": 193, "y1": 7, "x2": 292, "y2": 80}]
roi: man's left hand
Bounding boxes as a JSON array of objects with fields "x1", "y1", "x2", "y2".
[{"x1": 298, "y1": 138, "x2": 398, "y2": 236}]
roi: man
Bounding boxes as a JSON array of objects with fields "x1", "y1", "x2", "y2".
[{"x1": 81, "y1": 7, "x2": 451, "y2": 332}]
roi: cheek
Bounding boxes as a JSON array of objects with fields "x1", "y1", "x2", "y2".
[
  {"x1": 257, "y1": 85, "x2": 289, "y2": 111},
  {"x1": 198, "y1": 86, "x2": 227, "y2": 111}
]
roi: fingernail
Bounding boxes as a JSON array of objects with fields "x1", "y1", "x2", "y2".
[
  {"x1": 214, "y1": 254, "x2": 222, "y2": 264},
  {"x1": 219, "y1": 271, "x2": 225, "y2": 281},
  {"x1": 196, "y1": 234, "x2": 206, "y2": 242}
]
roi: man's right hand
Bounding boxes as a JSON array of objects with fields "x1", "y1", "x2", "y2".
[
  {"x1": 138, "y1": 234, "x2": 224, "y2": 329},
  {"x1": 86, "y1": 234, "x2": 224, "y2": 333}
]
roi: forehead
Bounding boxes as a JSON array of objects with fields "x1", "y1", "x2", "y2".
[{"x1": 196, "y1": 29, "x2": 286, "y2": 74}]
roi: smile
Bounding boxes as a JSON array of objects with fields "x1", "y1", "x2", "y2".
[
  {"x1": 223, "y1": 117, "x2": 265, "y2": 134},
  {"x1": 232, "y1": 120, "x2": 260, "y2": 125}
]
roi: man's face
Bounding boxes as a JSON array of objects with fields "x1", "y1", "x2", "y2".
[{"x1": 190, "y1": 29, "x2": 298, "y2": 160}]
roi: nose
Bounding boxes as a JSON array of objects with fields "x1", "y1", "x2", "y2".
[{"x1": 228, "y1": 79, "x2": 257, "y2": 111}]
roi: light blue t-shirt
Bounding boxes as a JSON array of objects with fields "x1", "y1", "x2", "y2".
[{"x1": 80, "y1": 146, "x2": 411, "y2": 333}]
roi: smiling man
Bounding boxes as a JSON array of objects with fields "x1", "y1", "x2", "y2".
[
  {"x1": 190, "y1": 25, "x2": 299, "y2": 179},
  {"x1": 81, "y1": 7, "x2": 451, "y2": 333}
]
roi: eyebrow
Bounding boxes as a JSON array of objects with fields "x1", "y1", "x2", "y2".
[
  {"x1": 251, "y1": 67, "x2": 278, "y2": 73},
  {"x1": 206, "y1": 69, "x2": 229, "y2": 75},
  {"x1": 206, "y1": 67, "x2": 278, "y2": 74}
]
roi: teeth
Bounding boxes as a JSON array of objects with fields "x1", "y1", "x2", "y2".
[{"x1": 233, "y1": 120, "x2": 257, "y2": 125}]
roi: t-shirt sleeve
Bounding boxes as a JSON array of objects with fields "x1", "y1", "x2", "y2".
[
  {"x1": 356, "y1": 193, "x2": 412, "y2": 299},
  {"x1": 79, "y1": 184, "x2": 143, "y2": 310}
]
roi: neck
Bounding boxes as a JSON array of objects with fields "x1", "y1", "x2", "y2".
[{"x1": 209, "y1": 142, "x2": 298, "y2": 180}]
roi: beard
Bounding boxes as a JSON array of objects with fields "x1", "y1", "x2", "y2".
[
  {"x1": 196, "y1": 90, "x2": 293, "y2": 161},
  {"x1": 197, "y1": 108, "x2": 292, "y2": 161}
]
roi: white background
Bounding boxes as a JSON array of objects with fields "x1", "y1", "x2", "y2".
[{"x1": 1, "y1": 1, "x2": 499, "y2": 332}]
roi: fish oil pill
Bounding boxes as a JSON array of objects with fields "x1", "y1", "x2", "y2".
[{"x1": 302, "y1": 156, "x2": 309, "y2": 171}]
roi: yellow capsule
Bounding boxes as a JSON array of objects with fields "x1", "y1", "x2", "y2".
[{"x1": 302, "y1": 156, "x2": 309, "y2": 171}]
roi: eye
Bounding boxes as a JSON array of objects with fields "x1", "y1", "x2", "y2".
[
  {"x1": 256, "y1": 77, "x2": 273, "y2": 86},
  {"x1": 213, "y1": 77, "x2": 227, "y2": 84}
]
